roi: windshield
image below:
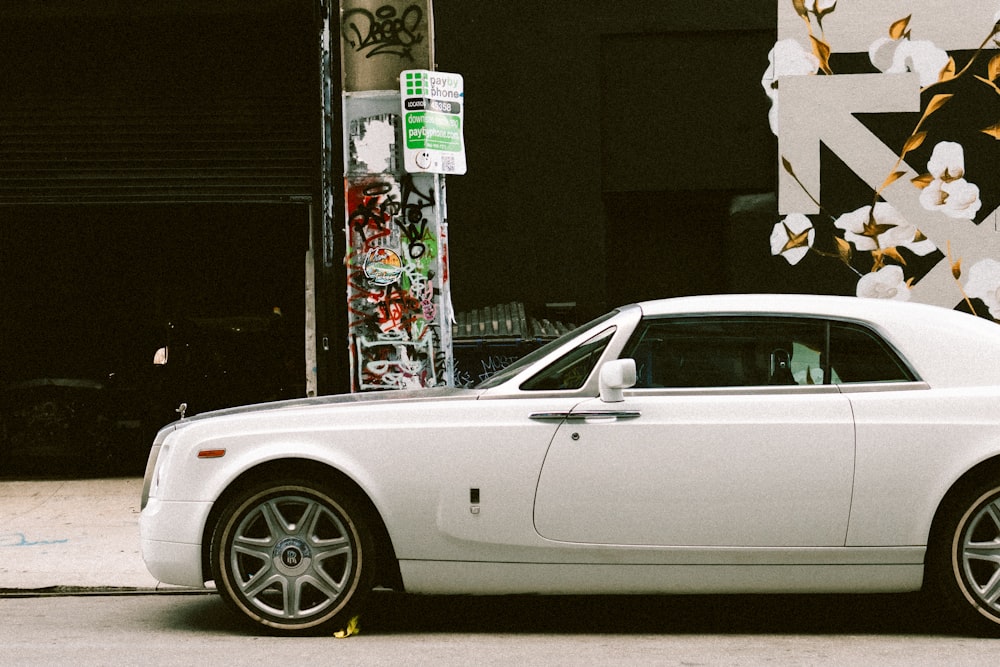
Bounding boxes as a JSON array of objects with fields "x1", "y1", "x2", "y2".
[{"x1": 474, "y1": 310, "x2": 620, "y2": 389}]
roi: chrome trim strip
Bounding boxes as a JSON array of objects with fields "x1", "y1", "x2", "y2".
[
  {"x1": 567, "y1": 410, "x2": 641, "y2": 420},
  {"x1": 530, "y1": 411, "x2": 641, "y2": 421}
]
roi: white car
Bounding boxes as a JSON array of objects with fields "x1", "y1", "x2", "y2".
[{"x1": 141, "y1": 294, "x2": 1000, "y2": 635}]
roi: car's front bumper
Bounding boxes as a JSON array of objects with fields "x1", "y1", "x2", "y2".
[{"x1": 139, "y1": 497, "x2": 214, "y2": 588}]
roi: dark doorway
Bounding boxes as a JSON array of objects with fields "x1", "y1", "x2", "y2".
[{"x1": 603, "y1": 190, "x2": 734, "y2": 307}]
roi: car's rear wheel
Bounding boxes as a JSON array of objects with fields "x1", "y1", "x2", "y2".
[
  {"x1": 210, "y1": 480, "x2": 374, "y2": 635},
  {"x1": 927, "y1": 479, "x2": 1000, "y2": 635}
]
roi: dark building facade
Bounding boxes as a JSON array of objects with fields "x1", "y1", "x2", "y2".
[
  {"x1": 433, "y1": 1, "x2": 778, "y2": 319},
  {"x1": 1, "y1": 1, "x2": 783, "y2": 474},
  {"x1": 0, "y1": 1, "x2": 325, "y2": 475}
]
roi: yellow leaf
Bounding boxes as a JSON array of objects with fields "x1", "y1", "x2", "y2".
[
  {"x1": 889, "y1": 15, "x2": 911, "y2": 40},
  {"x1": 974, "y1": 75, "x2": 1000, "y2": 95},
  {"x1": 333, "y1": 615, "x2": 361, "y2": 638},
  {"x1": 936, "y1": 57, "x2": 957, "y2": 84},
  {"x1": 862, "y1": 216, "x2": 899, "y2": 239},
  {"x1": 835, "y1": 236, "x2": 852, "y2": 264},
  {"x1": 810, "y1": 36, "x2": 833, "y2": 74},
  {"x1": 878, "y1": 247, "x2": 907, "y2": 266},
  {"x1": 781, "y1": 223, "x2": 811, "y2": 253},
  {"x1": 982, "y1": 123, "x2": 1000, "y2": 140},
  {"x1": 922, "y1": 94, "x2": 953, "y2": 121},
  {"x1": 989, "y1": 54, "x2": 1000, "y2": 82},
  {"x1": 902, "y1": 131, "x2": 926, "y2": 155},
  {"x1": 792, "y1": 0, "x2": 808, "y2": 18},
  {"x1": 815, "y1": 1, "x2": 837, "y2": 21},
  {"x1": 952, "y1": 258, "x2": 962, "y2": 280},
  {"x1": 911, "y1": 173, "x2": 934, "y2": 189},
  {"x1": 880, "y1": 170, "x2": 906, "y2": 191}
]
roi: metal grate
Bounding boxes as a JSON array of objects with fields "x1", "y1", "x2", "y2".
[{"x1": 0, "y1": 96, "x2": 316, "y2": 204}]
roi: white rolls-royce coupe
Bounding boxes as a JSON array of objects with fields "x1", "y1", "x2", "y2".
[{"x1": 141, "y1": 294, "x2": 1000, "y2": 635}]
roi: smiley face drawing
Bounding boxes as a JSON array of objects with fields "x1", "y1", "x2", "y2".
[{"x1": 415, "y1": 151, "x2": 433, "y2": 170}]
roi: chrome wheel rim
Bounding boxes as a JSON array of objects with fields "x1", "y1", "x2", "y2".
[
  {"x1": 228, "y1": 492, "x2": 357, "y2": 622},
  {"x1": 959, "y1": 496, "x2": 1000, "y2": 615}
]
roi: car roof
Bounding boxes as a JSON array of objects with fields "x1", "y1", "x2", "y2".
[
  {"x1": 636, "y1": 293, "x2": 943, "y2": 319},
  {"x1": 629, "y1": 293, "x2": 1000, "y2": 388}
]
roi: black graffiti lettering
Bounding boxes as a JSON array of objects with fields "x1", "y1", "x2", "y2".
[
  {"x1": 377, "y1": 283, "x2": 423, "y2": 329},
  {"x1": 342, "y1": 4, "x2": 425, "y2": 60},
  {"x1": 349, "y1": 181, "x2": 400, "y2": 245},
  {"x1": 364, "y1": 182, "x2": 393, "y2": 197},
  {"x1": 397, "y1": 174, "x2": 435, "y2": 259}
]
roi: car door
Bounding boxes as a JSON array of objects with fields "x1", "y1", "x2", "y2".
[{"x1": 532, "y1": 315, "x2": 857, "y2": 548}]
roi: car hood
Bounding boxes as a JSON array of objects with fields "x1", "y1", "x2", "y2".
[{"x1": 171, "y1": 386, "x2": 477, "y2": 425}]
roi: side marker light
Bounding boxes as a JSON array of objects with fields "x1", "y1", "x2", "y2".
[{"x1": 197, "y1": 449, "x2": 227, "y2": 459}]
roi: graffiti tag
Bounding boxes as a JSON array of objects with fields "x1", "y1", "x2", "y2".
[
  {"x1": 399, "y1": 173, "x2": 435, "y2": 259},
  {"x1": 342, "y1": 4, "x2": 426, "y2": 61},
  {"x1": 0, "y1": 533, "x2": 69, "y2": 547}
]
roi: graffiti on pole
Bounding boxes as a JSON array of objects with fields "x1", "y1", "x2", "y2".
[
  {"x1": 341, "y1": 0, "x2": 431, "y2": 91},
  {"x1": 345, "y1": 124, "x2": 447, "y2": 390},
  {"x1": 339, "y1": 0, "x2": 450, "y2": 392}
]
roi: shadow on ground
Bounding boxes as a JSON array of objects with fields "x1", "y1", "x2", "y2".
[{"x1": 175, "y1": 590, "x2": 950, "y2": 637}]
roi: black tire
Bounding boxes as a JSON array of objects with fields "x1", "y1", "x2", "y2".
[
  {"x1": 927, "y1": 479, "x2": 1000, "y2": 635},
  {"x1": 210, "y1": 479, "x2": 375, "y2": 635}
]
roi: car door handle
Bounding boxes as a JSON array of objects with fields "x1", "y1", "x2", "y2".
[{"x1": 530, "y1": 410, "x2": 641, "y2": 421}]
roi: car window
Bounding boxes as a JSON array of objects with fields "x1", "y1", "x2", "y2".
[
  {"x1": 827, "y1": 322, "x2": 913, "y2": 383},
  {"x1": 622, "y1": 316, "x2": 914, "y2": 388},
  {"x1": 474, "y1": 310, "x2": 619, "y2": 389},
  {"x1": 520, "y1": 327, "x2": 616, "y2": 391}
]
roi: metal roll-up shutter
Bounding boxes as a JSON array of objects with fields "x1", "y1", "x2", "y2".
[
  {"x1": 0, "y1": 96, "x2": 315, "y2": 204},
  {"x1": 0, "y1": 2, "x2": 318, "y2": 205}
]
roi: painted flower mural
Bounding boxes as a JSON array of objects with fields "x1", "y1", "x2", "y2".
[
  {"x1": 834, "y1": 203, "x2": 936, "y2": 258},
  {"x1": 770, "y1": 213, "x2": 815, "y2": 265},
  {"x1": 762, "y1": 39, "x2": 820, "y2": 134},
  {"x1": 869, "y1": 35, "x2": 950, "y2": 88},
  {"x1": 964, "y1": 259, "x2": 1000, "y2": 319},
  {"x1": 918, "y1": 141, "x2": 982, "y2": 220},
  {"x1": 856, "y1": 265, "x2": 911, "y2": 301},
  {"x1": 767, "y1": 3, "x2": 1000, "y2": 317}
]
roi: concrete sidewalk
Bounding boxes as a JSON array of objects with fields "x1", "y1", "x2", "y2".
[{"x1": 0, "y1": 477, "x2": 184, "y2": 593}]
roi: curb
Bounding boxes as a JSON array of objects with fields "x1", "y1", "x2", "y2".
[{"x1": 0, "y1": 585, "x2": 215, "y2": 598}]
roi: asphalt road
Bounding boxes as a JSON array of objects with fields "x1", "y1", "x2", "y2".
[{"x1": 1, "y1": 590, "x2": 993, "y2": 666}]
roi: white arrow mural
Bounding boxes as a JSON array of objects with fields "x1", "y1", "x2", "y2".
[{"x1": 769, "y1": 0, "x2": 1000, "y2": 314}]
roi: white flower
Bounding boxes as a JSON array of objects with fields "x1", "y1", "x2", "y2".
[
  {"x1": 927, "y1": 141, "x2": 966, "y2": 180},
  {"x1": 762, "y1": 39, "x2": 820, "y2": 134},
  {"x1": 770, "y1": 214, "x2": 815, "y2": 265},
  {"x1": 868, "y1": 37, "x2": 949, "y2": 87},
  {"x1": 834, "y1": 203, "x2": 936, "y2": 256},
  {"x1": 920, "y1": 179, "x2": 982, "y2": 220},
  {"x1": 857, "y1": 265, "x2": 911, "y2": 300},
  {"x1": 920, "y1": 142, "x2": 983, "y2": 220},
  {"x1": 964, "y1": 259, "x2": 1000, "y2": 318}
]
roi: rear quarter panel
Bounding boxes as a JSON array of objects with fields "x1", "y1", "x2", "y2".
[{"x1": 847, "y1": 385, "x2": 1000, "y2": 546}]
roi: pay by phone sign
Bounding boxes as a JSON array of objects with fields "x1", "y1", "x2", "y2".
[{"x1": 400, "y1": 70, "x2": 466, "y2": 175}]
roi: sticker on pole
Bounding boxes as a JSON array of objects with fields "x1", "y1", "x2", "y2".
[{"x1": 400, "y1": 70, "x2": 466, "y2": 175}]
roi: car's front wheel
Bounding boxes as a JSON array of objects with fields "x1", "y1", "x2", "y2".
[
  {"x1": 927, "y1": 479, "x2": 1000, "y2": 635},
  {"x1": 210, "y1": 479, "x2": 374, "y2": 635}
]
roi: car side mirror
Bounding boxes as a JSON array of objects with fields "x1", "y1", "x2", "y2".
[{"x1": 599, "y1": 358, "x2": 636, "y2": 403}]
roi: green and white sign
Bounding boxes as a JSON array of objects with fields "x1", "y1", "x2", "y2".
[{"x1": 400, "y1": 70, "x2": 466, "y2": 175}]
